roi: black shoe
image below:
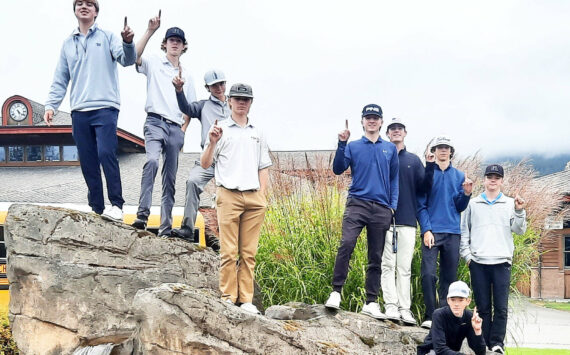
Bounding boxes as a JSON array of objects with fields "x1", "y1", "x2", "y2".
[
  {"x1": 131, "y1": 218, "x2": 147, "y2": 230},
  {"x1": 171, "y1": 228, "x2": 194, "y2": 241},
  {"x1": 206, "y1": 235, "x2": 220, "y2": 253}
]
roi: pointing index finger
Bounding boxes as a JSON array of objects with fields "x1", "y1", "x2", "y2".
[
  {"x1": 159, "y1": 9, "x2": 161, "y2": 19},
  {"x1": 214, "y1": 119, "x2": 218, "y2": 126},
  {"x1": 345, "y1": 119, "x2": 348, "y2": 130},
  {"x1": 178, "y1": 65, "x2": 182, "y2": 78},
  {"x1": 124, "y1": 16, "x2": 127, "y2": 29}
]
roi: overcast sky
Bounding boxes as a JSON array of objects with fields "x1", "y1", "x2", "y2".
[{"x1": 1, "y1": 0, "x2": 569, "y2": 158}]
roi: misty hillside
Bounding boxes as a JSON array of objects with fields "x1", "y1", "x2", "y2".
[{"x1": 485, "y1": 153, "x2": 570, "y2": 177}]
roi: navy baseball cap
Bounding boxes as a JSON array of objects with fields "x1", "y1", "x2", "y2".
[
  {"x1": 165, "y1": 27, "x2": 186, "y2": 43},
  {"x1": 361, "y1": 104, "x2": 383, "y2": 118},
  {"x1": 485, "y1": 164, "x2": 504, "y2": 177}
]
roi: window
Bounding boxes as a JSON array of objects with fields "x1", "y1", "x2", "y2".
[
  {"x1": 0, "y1": 147, "x2": 5, "y2": 162},
  {"x1": 63, "y1": 146, "x2": 79, "y2": 161},
  {"x1": 8, "y1": 146, "x2": 24, "y2": 162},
  {"x1": 45, "y1": 146, "x2": 61, "y2": 162},
  {"x1": 565, "y1": 236, "x2": 570, "y2": 268},
  {"x1": 26, "y1": 146, "x2": 43, "y2": 162}
]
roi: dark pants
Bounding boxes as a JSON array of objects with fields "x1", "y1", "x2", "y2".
[
  {"x1": 469, "y1": 261, "x2": 511, "y2": 349},
  {"x1": 136, "y1": 116, "x2": 185, "y2": 236},
  {"x1": 332, "y1": 197, "x2": 391, "y2": 302},
  {"x1": 421, "y1": 233, "x2": 460, "y2": 320},
  {"x1": 71, "y1": 107, "x2": 124, "y2": 214}
]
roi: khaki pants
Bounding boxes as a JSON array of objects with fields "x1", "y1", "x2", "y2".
[{"x1": 216, "y1": 187, "x2": 267, "y2": 303}]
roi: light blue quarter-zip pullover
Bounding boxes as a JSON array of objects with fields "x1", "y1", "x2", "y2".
[{"x1": 45, "y1": 23, "x2": 136, "y2": 112}]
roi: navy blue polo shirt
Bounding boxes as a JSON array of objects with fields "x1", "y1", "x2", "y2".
[{"x1": 333, "y1": 136, "x2": 399, "y2": 210}]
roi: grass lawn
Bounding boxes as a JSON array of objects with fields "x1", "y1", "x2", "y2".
[
  {"x1": 530, "y1": 300, "x2": 570, "y2": 312},
  {"x1": 507, "y1": 348, "x2": 570, "y2": 355}
]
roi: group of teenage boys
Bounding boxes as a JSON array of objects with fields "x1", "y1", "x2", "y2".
[
  {"x1": 324, "y1": 105, "x2": 527, "y2": 354},
  {"x1": 44, "y1": 0, "x2": 270, "y2": 315},
  {"x1": 44, "y1": 0, "x2": 528, "y2": 352}
]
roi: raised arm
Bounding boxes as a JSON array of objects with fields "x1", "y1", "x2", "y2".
[
  {"x1": 135, "y1": 11, "x2": 160, "y2": 66},
  {"x1": 332, "y1": 120, "x2": 351, "y2": 175},
  {"x1": 201, "y1": 120, "x2": 223, "y2": 169}
]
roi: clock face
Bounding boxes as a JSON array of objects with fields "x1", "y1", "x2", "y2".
[{"x1": 9, "y1": 102, "x2": 28, "y2": 122}]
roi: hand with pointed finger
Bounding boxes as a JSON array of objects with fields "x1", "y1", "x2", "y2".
[
  {"x1": 338, "y1": 119, "x2": 350, "y2": 142},
  {"x1": 463, "y1": 177, "x2": 473, "y2": 195},
  {"x1": 44, "y1": 109, "x2": 54, "y2": 127},
  {"x1": 209, "y1": 119, "x2": 223, "y2": 144},
  {"x1": 147, "y1": 13, "x2": 161, "y2": 33},
  {"x1": 514, "y1": 194, "x2": 526, "y2": 210},
  {"x1": 423, "y1": 231, "x2": 434, "y2": 249},
  {"x1": 121, "y1": 16, "x2": 135, "y2": 43},
  {"x1": 172, "y1": 76, "x2": 185, "y2": 92},
  {"x1": 425, "y1": 151, "x2": 435, "y2": 162},
  {"x1": 471, "y1": 307, "x2": 483, "y2": 335}
]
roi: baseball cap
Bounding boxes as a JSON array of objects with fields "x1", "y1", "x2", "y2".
[
  {"x1": 485, "y1": 164, "x2": 504, "y2": 177},
  {"x1": 361, "y1": 104, "x2": 383, "y2": 118},
  {"x1": 448, "y1": 281, "x2": 470, "y2": 298},
  {"x1": 430, "y1": 135, "x2": 455, "y2": 152},
  {"x1": 165, "y1": 27, "x2": 186, "y2": 43},
  {"x1": 204, "y1": 70, "x2": 226, "y2": 86},
  {"x1": 386, "y1": 117, "x2": 406, "y2": 131},
  {"x1": 228, "y1": 83, "x2": 253, "y2": 98}
]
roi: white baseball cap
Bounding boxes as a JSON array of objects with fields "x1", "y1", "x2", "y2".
[{"x1": 448, "y1": 281, "x2": 470, "y2": 298}]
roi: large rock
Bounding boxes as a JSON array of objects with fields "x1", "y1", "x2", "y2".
[
  {"x1": 6, "y1": 205, "x2": 489, "y2": 354},
  {"x1": 5, "y1": 204, "x2": 219, "y2": 354}
]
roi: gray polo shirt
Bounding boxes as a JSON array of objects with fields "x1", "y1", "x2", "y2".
[
  {"x1": 137, "y1": 53, "x2": 197, "y2": 125},
  {"x1": 205, "y1": 117, "x2": 272, "y2": 191}
]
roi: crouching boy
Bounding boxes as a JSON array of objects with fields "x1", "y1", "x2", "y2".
[{"x1": 417, "y1": 281, "x2": 486, "y2": 355}]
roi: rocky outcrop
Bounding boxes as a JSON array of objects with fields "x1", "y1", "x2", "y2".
[
  {"x1": 6, "y1": 205, "x2": 487, "y2": 354},
  {"x1": 5, "y1": 204, "x2": 219, "y2": 354}
]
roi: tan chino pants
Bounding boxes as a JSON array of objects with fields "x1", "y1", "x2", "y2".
[{"x1": 216, "y1": 187, "x2": 267, "y2": 303}]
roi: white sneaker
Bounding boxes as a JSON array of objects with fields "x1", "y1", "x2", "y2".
[
  {"x1": 240, "y1": 302, "x2": 260, "y2": 314},
  {"x1": 361, "y1": 302, "x2": 387, "y2": 320},
  {"x1": 491, "y1": 345, "x2": 505, "y2": 354},
  {"x1": 101, "y1": 205, "x2": 123, "y2": 222},
  {"x1": 384, "y1": 305, "x2": 401, "y2": 321},
  {"x1": 421, "y1": 320, "x2": 432, "y2": 329},
  {"x1": 400, "y1": 309, "x2": 417, "y2": 325},
  {"x1": 324, "y1": 291, "x2": 341, "y2": 309}
]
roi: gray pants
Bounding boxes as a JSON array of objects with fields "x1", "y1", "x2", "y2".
[
  {"x1": 136, "y1": 116, "x2": 185, "y2": 236},
  {"x1": 179, "y1": 160, "x2": 215, "y2": 233}
]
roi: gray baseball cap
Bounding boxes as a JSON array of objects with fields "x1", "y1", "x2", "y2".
[
  {"x1": 204, "y1": 70, "x2": 226, "y2": 86},
  {"x1": 447, "y1": 281, "x2": 470, "y2": 298},
  {"x1": 228, "y1": 83, "x2": 253, "y2": 98}
]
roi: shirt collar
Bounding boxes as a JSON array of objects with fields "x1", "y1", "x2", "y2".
[
  {"x1": 360, "y1": 135, "x2": 382, "y2": 144},
  {"x1": 210, "y1": 95, "x2": 227, "y2": 105},
  {"x1": 228, "y1": 116, "x2": 253, "y2": 128},
  {"x1": 481, "y1": 192, "x2": 503, "y2": 205},
  {"x1": 73, "y1": 23, "x2": 98, "y2": 36}
]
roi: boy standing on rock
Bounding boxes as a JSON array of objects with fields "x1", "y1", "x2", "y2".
[
  {"x1": 461, "y1": 164, "x2": 527, "y2": 354},
  {"x1": 131, "y1": 12, "x2": 197, "y2": 237},
  {"x1": 325, "y1": 104, "x2": 399, "y2": 320},
  {"x1": 417, "y1": 136, "x2": 473, "y2": 329},
  {"x1": 381, "y1": 118, "x2": 432, "y2": 325},
  {"x1": 201, "y1": 83, "x2": 271, "y2": 314},
  {"x1": 44, "y1": 0, "x2": 136, "y2": 221},
  {"x1": 170, "y1": 69, "x2": 230, "y2": 243}
]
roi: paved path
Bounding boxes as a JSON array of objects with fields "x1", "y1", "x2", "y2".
[{"x1": 506, "y1": 296, "x2": 570, "y2": 349}]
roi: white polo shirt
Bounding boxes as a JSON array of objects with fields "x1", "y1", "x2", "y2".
[
  {"x1": 206, "y1": 117, "x2": 272, "y2": 191},
  {"x1": 137, "y1": 53, "x2": 197, "y2": 125}
]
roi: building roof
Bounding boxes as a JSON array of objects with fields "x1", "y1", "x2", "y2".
[
  {"x1": 0, "y1": 151, "x2": 336, "y2": 209},
  {"x1": 536, "y1": 163, "x2": 570, "y2": 195}
]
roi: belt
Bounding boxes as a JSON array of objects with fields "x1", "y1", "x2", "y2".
[{"x1": 147, "y1": 112, "x2": 181, "y2": 127}]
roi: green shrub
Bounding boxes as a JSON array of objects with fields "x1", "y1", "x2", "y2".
[
  {"x1": 0, "y1": 310, "x2": 19, "y2": 354},
  {"x1": 256, "y1": 155, "x2": 548, "y2": 321}
]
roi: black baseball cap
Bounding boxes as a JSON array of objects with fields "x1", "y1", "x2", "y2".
[
  {"x1": 165, "y1": 27, "x2": 186, "y2": 43},
  {"x1": 361, "y1": 104, "x2": 383, "y2": 118},
  {"x1": 484, "y1": 164, "x2": 504, "y2": 177}
]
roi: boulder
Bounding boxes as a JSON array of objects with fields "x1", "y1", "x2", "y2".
[{"x1": 5, "y1": 204, "x2": 490, "y2": 354}]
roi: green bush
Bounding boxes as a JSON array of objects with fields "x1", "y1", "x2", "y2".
[
  {"x1": 256, "y1": 164, "x2": 542, "y2": 321},
  {"x1": 0, "y1": 310, "x2": 19, "y2": 354}
]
